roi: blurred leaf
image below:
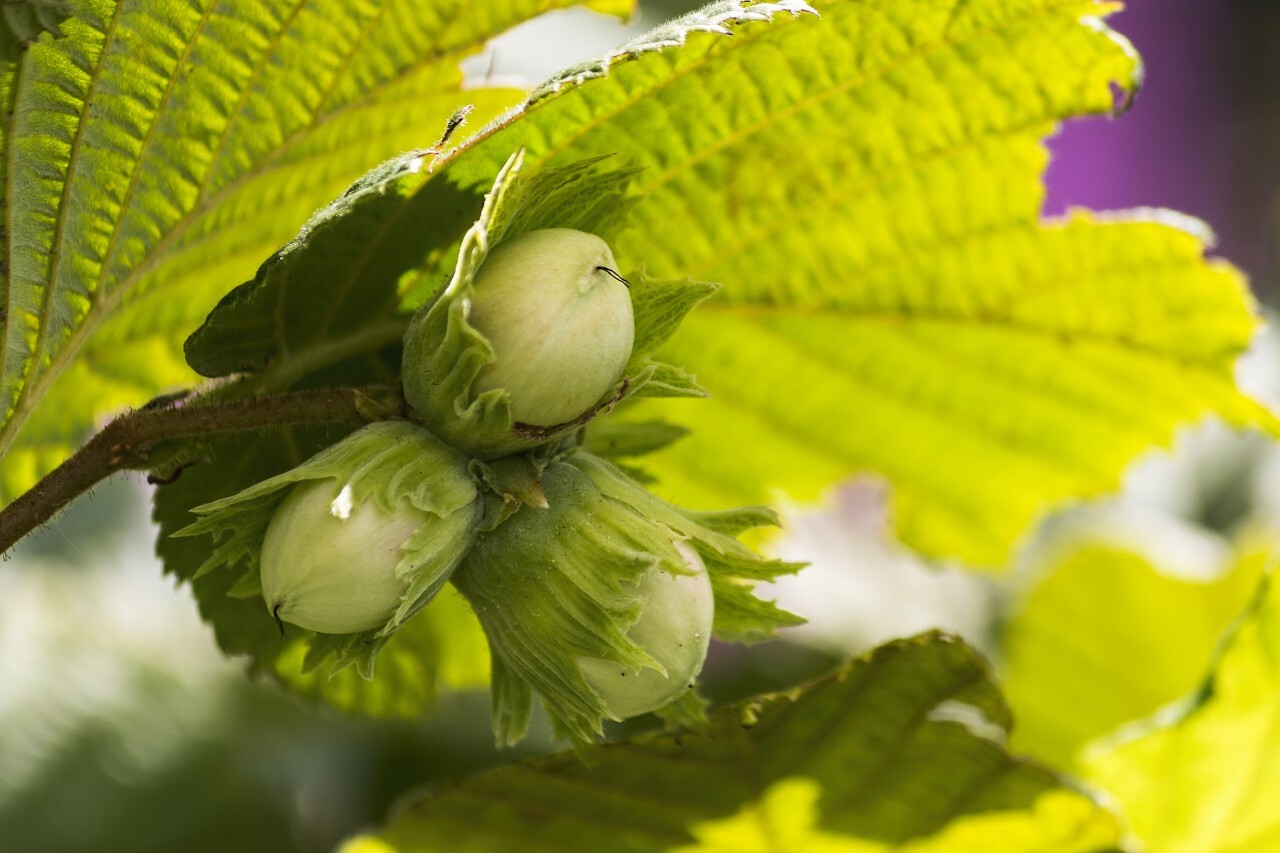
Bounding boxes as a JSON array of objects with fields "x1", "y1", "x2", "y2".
[
  {"x1": 582, "y1": 419, "x2": 689, "y2": 458},
  {"x1": 431, "y1": 0, "x2": 1266, "y2": 566},
  {"x1": 154, "y1": 428, "x2": 490, "y2": 715},
  {"x1": 1085, "y1": 559, "x2": 1280, "y2": 852},
  {"x1": 0, "y1": 0, "x2": 628, "y2": 503},
  {"x1": 3, "y1": 1, "x2": 73, "y2": 41},
  {"x1": 276, "y1": 589, "x2": 490, "y2": 715},
  {"x1": 1001, "y1": 539, "x2": 1263, "y2": 768},
  {"x1": 352, "y1": 633, "x2": 1120, "y2": 852}
]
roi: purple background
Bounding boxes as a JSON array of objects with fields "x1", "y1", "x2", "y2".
[{"x1": 1045, "y1": 1, "x2": 1280, "y2": 298}]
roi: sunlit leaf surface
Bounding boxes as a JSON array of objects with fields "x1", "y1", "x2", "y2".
[
  {"x1": 273, "y1": 0, "x2": 1264, "y2": 566},
  {"x1": 1086, "y1": 562, "x2": 1280, "y2": 852},
  {"x1": 1001, "y1": 538, "x2": 1263, "y2": 767}
]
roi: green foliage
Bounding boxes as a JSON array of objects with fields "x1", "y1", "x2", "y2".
[
  {"x1": 1085, "y1": 563, "x2": 1280, "y2": 852},
  {"x1": 582, "y1": 419, "x2": 690, "y2": 460},
  {"x1": 3, "y1": 1, "x2": 73, "y2": 41},
  {"x1": 181, "y1": 151, "x2": 478, "y2": 383},
  {"x1": 350, "y1": 633, "x2": 1121, "y2": 853},
  {"x1": 1000, "y1": 536, "x2": 1264, "y2": 768},
  {"x1": 0, "y1": 0, "x2": 628, "y2": 502},
  {"x1": 275, "y1": 589, "x2": 491, "y2": 716},
  {"x1": 151, "y1": 0, "x2": 1268, "y2": 570},
  {"x1": 438, "y1": 0, "x2": 1266, "y2": 566},
  {"x1": 6, "y1": 0, "x2": 1277, "y2": 844}
]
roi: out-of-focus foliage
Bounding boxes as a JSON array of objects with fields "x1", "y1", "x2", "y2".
[
  {"x1": 1086, "y1": 566, "x2": 1280, "y2": 852},
  {"x1": 1001, "y1": 538, "x2": 1264, "y2": 767},
  {"x1": 352, "y1": 633, "x2": 1120, "y2": 853}
]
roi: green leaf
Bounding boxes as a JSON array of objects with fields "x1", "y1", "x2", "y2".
[
  {"x1": 153, "y1": 426, "x2": 490, "y2": 716},
  {"x1": 582, "y1": 418, "x2": 689, "y2": 458},
  {"x1": 181, "y1": 151, "x2": 480, "y2": 383},
  {"x1": 275, "y1": 588, "x2": 491, "y2": 716},
  {"x1": 627, "y1": 273, "x2": 720, "y2": 364},
  {"x1": 624, "y1": 358, "x2": 708, "y2": 400},
  {"x1": 1000, "y1": 535, "x2": 1264, "y2": 769},
  {"x1": 350, "y1": 633, "x2": 1121, "y2": 853},
  {"x1": 619, "y1": 271, "x2": 720, "y2": 400},
  {"x1": 1085, "y1": 561, "x2": 1280, "y2": 852},
  {"x1": 429, "y1": 0, "x2": 1266, "y2": 566},
  {"x1": 3, "y1": 1, "x2": 72, "y2": 41},
  {"x1": 0, "y1": 0, "x2": 628, "y2": 503}
]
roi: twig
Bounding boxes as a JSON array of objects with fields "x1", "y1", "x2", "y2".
[{"x1": 0, "y1": 387, "x2": 376, "y2": 554}]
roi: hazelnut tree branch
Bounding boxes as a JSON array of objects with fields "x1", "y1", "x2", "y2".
[{"x1": 0, "y1": 387, "x2": 380, "y2": 555}]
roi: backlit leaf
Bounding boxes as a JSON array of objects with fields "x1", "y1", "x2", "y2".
[
  {"x1": 1086, "y1": 560, "x2": 1280, "y2": 852},
  {"x1": 1001, "y1": 536, "x2": 1263, "y2": 768},
  {"x1": 436, "y1": 0, "x2": 1266, "y2": 565},
  {"x1": 0, "y1": 0, "x2": 629, "y2": 502}
]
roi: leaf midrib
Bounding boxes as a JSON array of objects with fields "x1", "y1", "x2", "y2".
[
  {"x1": 2, "y1": 43, "x2": 26, "y2": 340},
  {"x1": 704, "y1": 269, "x2": 1246, "y2": 370}
]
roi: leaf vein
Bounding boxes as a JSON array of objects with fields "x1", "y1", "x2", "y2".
[
  {"x1": 94, "y1": 0, "x2": 222, "y2": 301},
  {"x1": 6, "y1": 0, "x2": 124, "y2": 418}
]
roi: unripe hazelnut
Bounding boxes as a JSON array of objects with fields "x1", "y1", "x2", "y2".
[
  {"x1": 578, "y1": 541, "x2": 714, "y2": 719},
  {"x1": 468, "y1": 228, "x2": 634, "y2": 426},
  {"x1": 260, "y1": 479, "x2": 427, "y2": 635}
]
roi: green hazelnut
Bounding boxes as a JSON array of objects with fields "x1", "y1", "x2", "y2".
[
  {"x1": 260, "y1": 479, "x2": 428, "y2": 635},
  {"x1": 468, "y1": 228, "x2": 635, "y2": 426},
  {"x1": 578, "y1": 541, "x2": 714, "y2": 719}
]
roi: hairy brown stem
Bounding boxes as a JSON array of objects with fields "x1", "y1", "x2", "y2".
[{"x1": 0, "y1": 387, "x2": 376, "y2": 554}]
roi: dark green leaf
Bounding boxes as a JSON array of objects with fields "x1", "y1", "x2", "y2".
[{"x1": 355, "y1": 633, "x2": 1121, "y2": 852}]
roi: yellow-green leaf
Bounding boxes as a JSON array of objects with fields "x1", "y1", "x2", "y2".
[
  {"x1": 438, "y1": 0, "x2": 1266, "y2": 566},
  {"x1": 1001, "y1": 536, "x2": 1264, "y2": 768},
  {"x1": 0, "y1": 0, "x2": 628, "y2": 503},
  {"x1": 1085, "y1": 561, "x2": 1280, "y2": 852}
]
